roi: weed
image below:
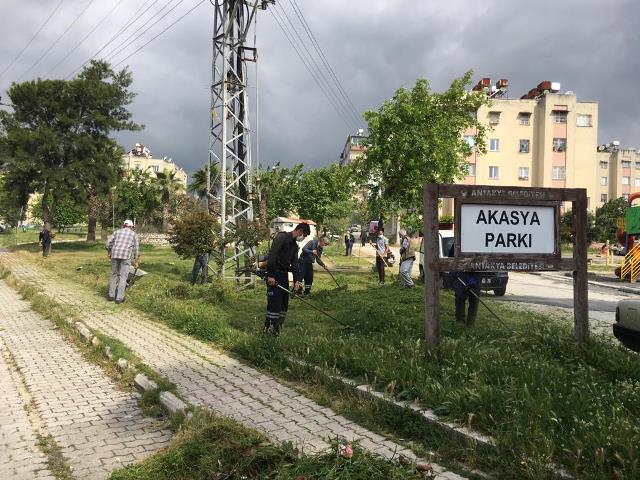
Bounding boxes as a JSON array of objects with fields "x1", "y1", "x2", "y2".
[{"x1": 10, "y1": 243, "x2": 640, "y2": 479}]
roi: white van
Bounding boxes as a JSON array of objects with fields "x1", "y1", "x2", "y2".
[{"x1": 418, "y1": 230, "x2": 509, "y2": 296}]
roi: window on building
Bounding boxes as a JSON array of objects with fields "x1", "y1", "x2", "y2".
[
  {"x1": 488, "y1": 111, "x2": 501, "y2": 125},
  {"x1": 463, "y1": 135, "x2": 475, "y2": 148},
  {"x1": 553, "y1": 111, "x2": 568, "y2": 123},
  {"x1": 622, "y1": 160, "x2": 632, "y2": 168},
  {"x1": 552, "y1": 138, "x2": 567, "y2": 152},
  {"x1": 622, "y1": 176, "x2": 630, "y2": 185},
  {"x1": 519, "y1": 139, "x2": 530, "y2": 153},
  {"x1": 152, "y1": 165, "x2": 160, "y2": 173},
  {"x1": 624, "y1": 193, "x2": 630, "y2": 201},
  {"x1": 576, "y1": 114, "x2": 593, "y2": 127},
  {"x1": 600, "y1": 161, "x2": 609, "y2": 169},
  {"x1": 600, "y1": 176, "x2": 608, "y2": 186},
  {"x1": 489, "y1": 138, "x2": 500, "y2": 152},
  {"x1": 518, "y1": 167, "x2": 529, "y2": 180},
  {"x1": 601, "y1": 194, "x2": 608, "y2": 203},
  {"x1": 518, "y1": 112, "x2": 531, "y2": 126},
  {"x1": 467, "y1": 163, "x2": 476, "y2": 176},
  {"x1": 636, "y1": 161, "x2": 640, "y2": 170},
  {"x1": 635, "y1": 178, "x2": 640, "y2": 187},
  {"x1": 552, "y1": 166, "x2": 566, "y2": 180},
  {"x1": 489, "y1": 166, "x2": 499, "y2": 179}
]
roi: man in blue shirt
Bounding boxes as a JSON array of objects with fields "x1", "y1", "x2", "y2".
[{"x1": 299, "y1": 236, "x2": 329, "y2": 295}]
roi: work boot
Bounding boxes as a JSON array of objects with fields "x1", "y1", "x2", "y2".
[
  {"x1": 272, "y1": 318, "x2": 281, "y2": 336},
  {"x1": 263, "y1": 318, "x2": 271, "y2": 334}
]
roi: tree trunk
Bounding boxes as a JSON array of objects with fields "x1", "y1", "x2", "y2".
[
  {"x1": 161, "y1": 192, "x2": 170, "y2": 233},
  {"x1": 259, "y1": 192, "x2": 268, "y2": 230},
  {"x1": 87, "y1": 190, "x2": 98, "y2": 242},
  {"x1": 99, "y1": 198, "x2": 110, "y2": 241},
  {"x1": 41, "y1": 183, "x2": 52, "y2": 227}
]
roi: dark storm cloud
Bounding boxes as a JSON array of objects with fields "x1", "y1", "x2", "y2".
[{"x1": 1, "y1": 0, "x2": 638, "y2": 179}]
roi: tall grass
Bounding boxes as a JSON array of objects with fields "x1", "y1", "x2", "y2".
[{"x1": 18, "y1": 242, "x2": 640, "y2": 479}]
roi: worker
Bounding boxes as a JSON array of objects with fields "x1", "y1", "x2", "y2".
[
  {"x1": 452, "y1": 272, "x2": 480, "y2": 325},
  {"x1": 264, "y1": 222, "x2": 310, "y2": 335},
  {"x1": 299, "y1": 236, "x2": 329, "y2": 295},
  {"x1": 398, "y1": 229, "x2": 415, "y2": 288},
  {"x1": 375, "y1": 226, "x2": 390, "y2": 285}
]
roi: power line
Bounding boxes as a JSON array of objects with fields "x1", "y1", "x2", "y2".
[
  {"x1": 270, "y1": 5, "x2": 355, "y2": 130},
  {"x1": 45, "y1": 0, "x2": 128, "y2": 77},
  {"x1": 274, "y1": 2, "x2": 358, "y2": 128},
  {"x1": 66, "y1": 0, "x2": 161, "y2": 79},
  {"x1": 105, "y1": 0, "x2": 189, "y2": 64},
  {"x1": 0, "y1": 0, "x2": 65, "y2": 80},
  {"x1": 113, "y1": 0, "x2": 207, "y2": 68},
  {"x1": 17, "y1": 0, "x2": 98, "y2": 81},
  {"x1": 288, "y1": 0, "x2": 361, "y2": 125}
]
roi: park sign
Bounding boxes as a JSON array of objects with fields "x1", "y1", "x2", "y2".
[
  {"x1": 460, "y1": 204, "x2": 555, "y2": 254},
  {"x1": 423, "y1": 184, "x2": 588, "y2": 348}
]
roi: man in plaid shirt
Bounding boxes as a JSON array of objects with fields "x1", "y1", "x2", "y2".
[{"x1": 107, "y1": 219, "x2": 140, "y2": 303}]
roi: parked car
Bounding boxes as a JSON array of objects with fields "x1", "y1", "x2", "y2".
[
  {"x1": 418, "y1": 230, "x2": 509, "y2": 296},
  {"x1": 614, "y1": 300, "x2": 640, "y2": 352}
]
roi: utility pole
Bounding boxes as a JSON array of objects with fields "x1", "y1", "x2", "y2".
[{"x1": 208, "y1": 0, "x2": 273, "y2": 281}]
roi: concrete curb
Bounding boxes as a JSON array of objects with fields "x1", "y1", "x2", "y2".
[
  {"x1": 71, "y1": 320, "x2": 188, "y2": 416},
  {"x1": 288, "y1": 356, "x2": 574, "y2": 479},
  {"x1": 287, "y1": 357, "x2": 495, "y2": 449}
]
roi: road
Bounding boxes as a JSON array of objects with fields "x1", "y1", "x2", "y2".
[{"x1": 497, "y1": 272, "x2": 637, "y2": 336}]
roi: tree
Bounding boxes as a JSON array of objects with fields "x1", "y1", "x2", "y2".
[
  {"x1": 295, "y1": 164, "x2": 355, "y2": 232},
  {"x1": 155, "y1": 169, "x2": 182, "y2": 233},
  {"x1": 188, "y1": 165, "x2": 220, "y2": 200},
  {"x1": 356, "y1": 72, "x2": 489, "y2": 214},
  {"x1": 169, "y1": 210, "x2": 222, "y2": 259},
  {"x1": 560, "y1": 209, "x2": 597, "y2": 244},
  {"x1": 595, "y1": 197, "x2": 627, "y2": 243},
  {"x1": 256, "y1": 163, "x2": 303, "y2": 220},
  {"x1": 114, "y1": 169, "x2": 159, "y2": 229},
  {"x1": 0, "y1": 60, "x2": 141, "y2": 240}
]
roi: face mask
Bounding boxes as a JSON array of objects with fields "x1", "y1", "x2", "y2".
[{"x1": 297, "y1": 235, "x2": 305, "y2": 242}]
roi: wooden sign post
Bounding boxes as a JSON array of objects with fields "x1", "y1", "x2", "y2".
[{"x1": 423, "y1": 184, "x2": 588, "y2": 347}]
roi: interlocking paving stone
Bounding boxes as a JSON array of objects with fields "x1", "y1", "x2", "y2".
[
  {"x1": 0, "y1": 344, "x2": 52, "y2": 480},
  {"x1": 0, "y1": 279, "x2": 172, "y2": 480},
  {"x1": 0, "y1": 252, "x2": 467, "y2": 479}
]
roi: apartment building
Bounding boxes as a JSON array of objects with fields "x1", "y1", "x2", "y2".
[
  {"x1": 455, "y1": 78, "x2": 599, "y2": 212},
  {"x1": 122, "y1": 143, "x2": 188, "y2": 189},
  {"x1": 597, "y1": 142, "x2": 640, "y2": 203},
  {"x1": 339, "y1": 129, "x2": 367, "y2": 166}
]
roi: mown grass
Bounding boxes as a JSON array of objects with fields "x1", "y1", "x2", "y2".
[
  {"x1": 109, "y1": 409, "x2": 424, "y2": 480},
  {"x1": 0, "y1": 229, "x2": 88, "y2": 247},
  {"x1": 11, "y1": 241, "x2": 640, "y2": 479}
]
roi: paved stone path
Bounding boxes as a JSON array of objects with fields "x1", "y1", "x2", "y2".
[
  {"x1": 0, "y1": 278, "x2": 172, "y2": 480},
  {"x1": 0, "y1": 252, "x2": 466, "y2": 479},
  {"x1": 0, "y1": 341, "x2": 53, "y2": 479}
]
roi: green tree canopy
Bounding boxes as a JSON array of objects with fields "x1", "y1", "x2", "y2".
[
  {"x1": 295, "y1": 164, "x2": 355, "y2": 232},
  {"x1": 595, "y1": 197, "x2": 627, "y2": 243},
  {"x1": 356, "y1": 71, "x2": 489, "y2": 214},
  {"x1": 155, "y1": 169, "x2": 183, "y2": 233},
  {"x1": 0, "y1": 60, "x2": 140, "y2": 230},
  {"x1": 114, "y1": 169, "x2": 159, "y2": 228},
  {"x1": 257, "y1": 163, "x2": 303, "y2": 220}
]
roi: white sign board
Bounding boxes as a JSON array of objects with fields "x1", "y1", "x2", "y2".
[{"x1": 460, "y1": 204, "x2": 556, "y2": 254}]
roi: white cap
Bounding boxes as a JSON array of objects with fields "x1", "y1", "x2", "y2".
[{"x1": 123, "y1": 219, "x2": 134, "y2": 227}]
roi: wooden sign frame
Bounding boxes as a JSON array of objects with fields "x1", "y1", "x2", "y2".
[{"x1": 423, "y1": 184, "x2": 588, "y2": 347}]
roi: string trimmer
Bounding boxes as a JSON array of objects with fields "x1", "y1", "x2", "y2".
[
  {"x1": 252, "y1": 267, "x2": 351, "y2": 329},
  {"x1": 318, "y1": 261, "x2": 347, "y2": 290}
]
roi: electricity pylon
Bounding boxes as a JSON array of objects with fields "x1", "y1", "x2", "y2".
[{"x1": 208, "y1": 0, "x2": 273, "y2": 280}]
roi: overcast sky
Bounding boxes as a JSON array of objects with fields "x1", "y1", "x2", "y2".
[{"x1": 1, "y1": 0, "x2": 638, "y2": 179}]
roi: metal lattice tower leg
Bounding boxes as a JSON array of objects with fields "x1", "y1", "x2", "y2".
[{"x1": 209, "y1": 0, "x2": 271, "y2": 281}]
